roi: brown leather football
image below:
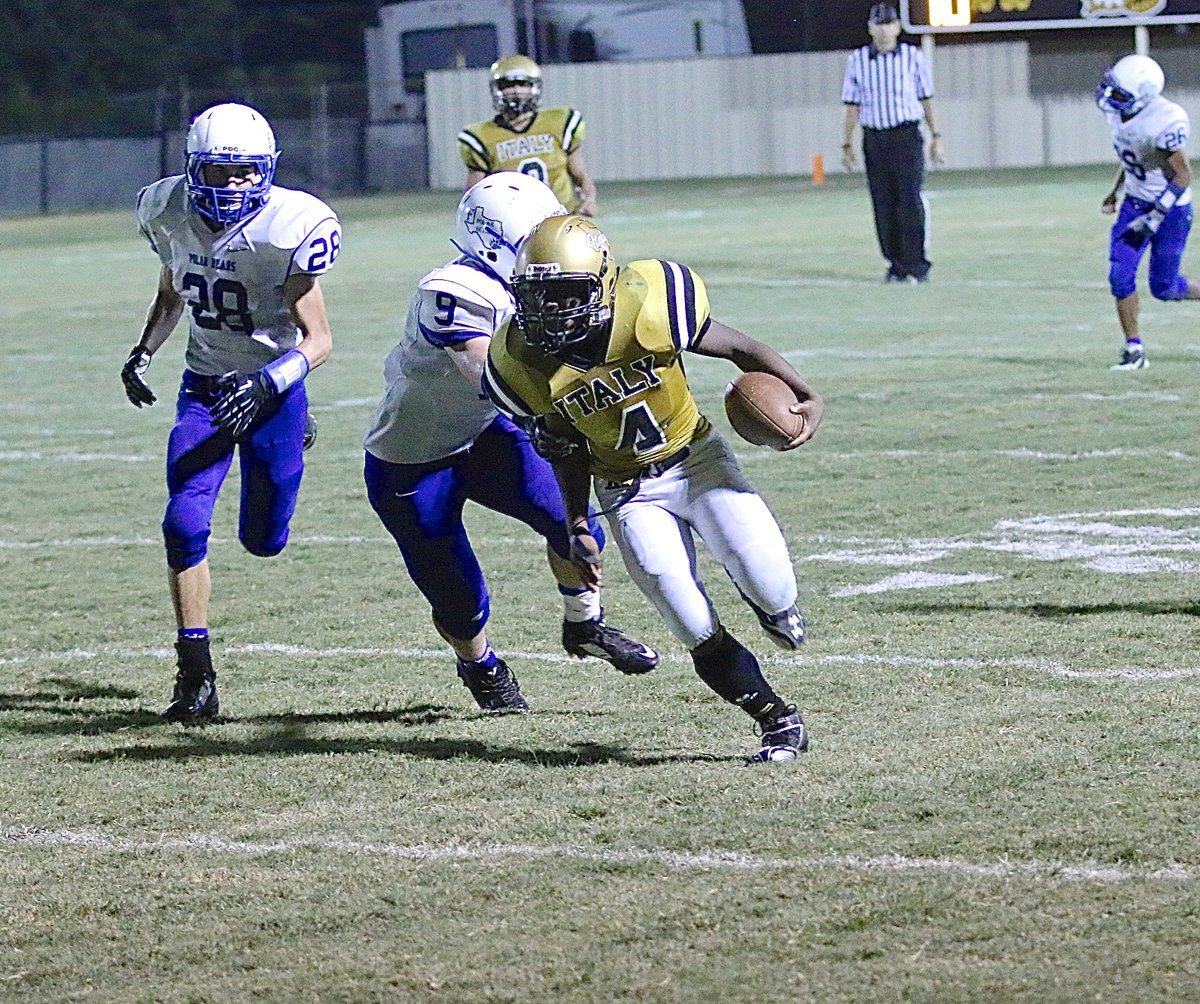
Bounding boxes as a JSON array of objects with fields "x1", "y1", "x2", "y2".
[{"x1": 723, "y1": 372, "x2": 803, "y2": 450}]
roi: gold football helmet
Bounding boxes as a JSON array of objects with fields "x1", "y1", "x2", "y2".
[
  {"x1": 512, "y1": 215, "x2": 617, "y2": 356},
  {"x1": 490, "y1": 54, "x2": 542, "y2": 117}
]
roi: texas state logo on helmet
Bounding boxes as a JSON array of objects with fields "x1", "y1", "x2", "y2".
[
  {"x1": 185, "y1": 102, "x2": 279, "y2": 227},
  {"x1": 452, "y1": 171, "x2": 566, "y2": 282}
]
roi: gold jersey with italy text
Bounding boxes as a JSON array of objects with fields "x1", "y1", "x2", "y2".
[
  {"x1": 457, "y1": 107, "x2": 586, "y2": 211},
  {"x1": 485, "y1": 259, "x2": 714, "y2": 483}
]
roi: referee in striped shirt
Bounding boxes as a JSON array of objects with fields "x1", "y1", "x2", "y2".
[{"x1": 841, "y1": 3, "x2": 944, "y2": 283}]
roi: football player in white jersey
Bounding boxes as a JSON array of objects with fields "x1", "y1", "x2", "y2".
[
  {"x1": 120, "y1": 102, "x2": 341, "y2": 723},
  {"x1": 1097, "y1": 54, "x2": 1200, "y2": 370},
  {"x1": 363, "y1": 173, "x2": 657, "y2": 712}
]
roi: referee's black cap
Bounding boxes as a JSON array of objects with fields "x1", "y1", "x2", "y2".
[{"x1": 867, "y1": 3, "x2": 899, "y2": 24}]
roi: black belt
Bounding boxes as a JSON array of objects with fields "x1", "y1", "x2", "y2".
[
  {"x1": 863, "y1": 121, "x2": 921, "y2": 132},
  {"x1": 182, "y1": 371, "x2": 226, "y2": 397},
  {"x1": 641, "y1": 446, "x2": 689, "y2": 479}
]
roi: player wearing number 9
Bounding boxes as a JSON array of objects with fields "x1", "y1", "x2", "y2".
[
  {"x1": 122, "y1": 101, "x2": 341, "y2": 723},
  {"x1": 484, "y1": 215, "x2": 825, "y2": 764},
  {"x1": 364, "y1": 173, "x2": 658, "y2": 713}
]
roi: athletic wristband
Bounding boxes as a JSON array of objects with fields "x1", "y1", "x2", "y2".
[
  {"x1": 262, "y1": 349, "x2": 310, "y2": 394},
  {"x1": 569, "y1": 522, "x2": 593, "y2": 537}
]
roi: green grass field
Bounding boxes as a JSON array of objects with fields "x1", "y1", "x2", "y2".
[{"x1": 3, "y1": 166, "x2": 1199, "y2": 1003}]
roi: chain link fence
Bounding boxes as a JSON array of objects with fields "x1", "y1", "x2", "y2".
[{"x1": 0, "y1": 82, "x2": 429, "y2": 218}]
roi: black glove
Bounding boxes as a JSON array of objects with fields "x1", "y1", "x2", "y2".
[
  {"x1": 210, "y1": 370, "x2": 276, "y2": 439},
  {"x1": 1122, "y1": 208, "x2": 1164, "y2": 244},
  {"x1": 522, "y1": 415, "x2": 586, "y2": 460},
  {"x1": 121, "y1": 347, "x2": 156, "y2": 407}
]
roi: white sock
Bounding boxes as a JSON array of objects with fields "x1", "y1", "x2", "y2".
[{"x1": 561, "y1": 588, "x2": 601, "y2": 623}]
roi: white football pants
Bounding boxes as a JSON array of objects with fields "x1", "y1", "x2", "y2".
[{"x1": 594, "y1": 428, "x2": 798, "y2": 651}]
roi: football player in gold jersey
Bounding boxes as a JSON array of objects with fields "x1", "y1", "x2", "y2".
[
  {"x1": 484, "y1": 216, "x2": 824, "y2": 763},
  {"x1": 457, "y1": 55, "x2": 598, "y2": 216}
]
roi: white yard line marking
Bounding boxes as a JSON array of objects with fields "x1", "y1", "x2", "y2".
[
  {"x1": 0, "y1": 451, "x2": 153, "y2": 463},
  {"x1": 831, "y1": 572, "x2": 1000, "y2": 598},
  {"x1": 0, "y1": 825, "x2": 1186, "y2": 884},
  {"x1": 4, "y1": 644, "x2": 1198, "y2": 681}
]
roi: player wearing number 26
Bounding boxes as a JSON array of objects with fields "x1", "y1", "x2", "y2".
[
  {"x1": 121, "y1": 102, "x2": 341, "y2": 723},
  {"x1": 484, "y1": 215, "x2": 825, "y2": 763},
  {"x1": 1097, "y1": 54, "x2": 1200, "y2": 371}
]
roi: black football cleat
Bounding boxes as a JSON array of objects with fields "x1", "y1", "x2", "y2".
[
  {"x1": 747, "y1": 704, "x2": 809, "y2": 764},
  {"x1": 562, "y1": 616, "x2": 659, "y2": 675},
  {"x1": 163, "y1": 638, "x2": 219, "y2": 724},
  {"x1": 162, "y1": 668, "x2": 219, "y2": 723},
  {"x1": 456, "y1": 657, "x2": 529, "y2": 713}
]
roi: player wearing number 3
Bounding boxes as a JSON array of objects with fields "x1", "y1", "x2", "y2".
[
  {"x1": 458, "y1": 55, "x2": 598, "y2": 217},
  {"x1": 120, "y1": 102, "x2": 341, "y2": 723},
  {"x1": 1097, "y1": 54, "x2": 1200, "y2": 370}
]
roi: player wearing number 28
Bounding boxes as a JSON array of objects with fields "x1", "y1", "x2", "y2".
[
  {"x1": 120, "y1": 102, "x2": 341, "y2": 723},
  {"x1": 1097, "y1": 54, "x2": 1200, "y2": 371},
  {"x1": 458, "y1": 55, "x2": 598, "y2": 216},
  {"x1": 483, "y1": 215, "x2": 824, "y2": 762}
]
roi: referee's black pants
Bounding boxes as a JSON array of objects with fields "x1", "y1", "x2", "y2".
[{"x1": 862, "y1": 122, "x2": 930, "y2": 281}]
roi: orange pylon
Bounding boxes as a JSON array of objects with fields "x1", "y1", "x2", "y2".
[{"x1": 812, "y1": 153, "x2": 825, "y2": 185}]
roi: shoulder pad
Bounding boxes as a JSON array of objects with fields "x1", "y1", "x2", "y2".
[{"x1": 135, "y1": 176, "x2": 185, "y2": 229}]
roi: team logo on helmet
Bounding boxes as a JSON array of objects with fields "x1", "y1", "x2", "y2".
[{"x1": 463, "y1": 205, "x2": 506, "y2": 250}]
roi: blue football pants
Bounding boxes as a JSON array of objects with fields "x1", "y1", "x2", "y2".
[
  {"x1": 163, "y1": 371, "x2": 307, "y2": 571},
  {"x1": 364, "y1": 414, "x2": 604, "y2": 642},
  {"x1": 1108, "y1": 197, "x2": 1194, "y2": 301}
]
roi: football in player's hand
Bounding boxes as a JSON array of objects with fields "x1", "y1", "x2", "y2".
[{"x1": 724, "y1": 372, "x2": 803, "y2": 450}]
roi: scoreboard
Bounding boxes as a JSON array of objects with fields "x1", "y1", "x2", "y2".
[{"x1": 902, "y1": 0, "x2": 1200, "y2": 32}]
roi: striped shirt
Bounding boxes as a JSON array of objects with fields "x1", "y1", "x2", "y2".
[{"x1": 842, "y1": 42, "x2": 933, "y2": 130}]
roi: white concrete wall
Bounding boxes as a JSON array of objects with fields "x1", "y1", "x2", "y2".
[{"x1": 424, "y1": 41, "x2": 1200, "y2": 189}]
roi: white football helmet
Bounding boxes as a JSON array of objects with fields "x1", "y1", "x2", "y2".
[
  {"x1": 1096, "y1": 54, "x2": 1164, "y2": 116},
  {"x1": 452, "y1": 171, "x2": 566, "y2": 282},
  {"x1": 185, "y1": 103, "x2": 278, "y2": 227}
]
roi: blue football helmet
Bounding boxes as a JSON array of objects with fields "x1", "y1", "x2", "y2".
[
  {"x1": 1096, "y1": 54, "x2": 1164, "y2": 117},
  {"x1": 185, "y1": 103, "x2": 278, "y2": 227}
]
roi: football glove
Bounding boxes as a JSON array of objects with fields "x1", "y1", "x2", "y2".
[
  {"x1": 1123, "y1": 181, "x2": 1184, "y2": 243},
  {"x1": 522, "y1": 415, "x2": 586, "y2": 461},
  {"x1": 210, "y1": 369, "x2": 276, "y2": 439},
  {"x1": 121, "y1": 347, "x2": 156, "y2": 408},
  {"x1": 1123, "y1": 209, "x2": 1165, "y2": 241}
]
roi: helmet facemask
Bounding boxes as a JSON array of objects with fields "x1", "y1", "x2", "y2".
[
  {"x1": 512, "y1": 215, "x2": 616, "y2": 364},
  {"x1": 184, "y1": 103, "x2": 278, "y2": 227},
  {"x1": 1095, "y1": 55, "x2": 1164, "y2": 116},
  {"x1": 489, "y1": 55, "x2": 543, "y2": 117},
  {"x1": 513, "y1": 270, "x2": 611, "y2": 356},
  {"x1": 492, "y1": 75, "x2": 541, "y2": 117}
]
